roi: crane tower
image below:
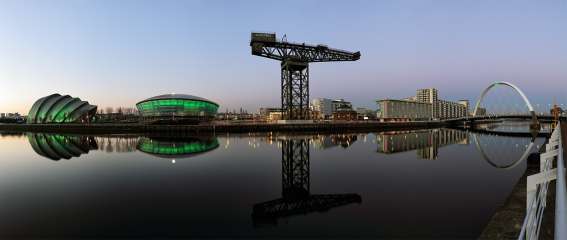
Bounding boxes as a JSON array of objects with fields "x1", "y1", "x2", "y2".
[{"x1": 250, "y1": 32, "x2": 360, "y2": 121}]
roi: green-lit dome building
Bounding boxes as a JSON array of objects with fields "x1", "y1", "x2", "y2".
[
  {"x1": 137, "y1": 136, "x2": 219, "y2": 158},
  {"x1": 27, "y1": 94, "x2": 97, "y2": 124},
  {"x1": 136, "y1": 94, "x2": 219, "y2": 124}
]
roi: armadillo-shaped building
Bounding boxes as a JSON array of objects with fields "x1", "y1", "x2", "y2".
[{"x1": 27, "y1": 94, "x2": 97, "y2": 124}]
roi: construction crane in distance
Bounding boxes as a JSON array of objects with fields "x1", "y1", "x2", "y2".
[{"x1": 250, "y1": 32, "x2": 361, "y2": 121}]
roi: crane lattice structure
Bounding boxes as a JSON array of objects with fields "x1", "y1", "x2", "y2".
[
  {"x1": 250, "y1": 32, "x2": 360, "y2": 120},
  {"x1": 252, "y1": 139, "x2": 361, "y2": 226}
]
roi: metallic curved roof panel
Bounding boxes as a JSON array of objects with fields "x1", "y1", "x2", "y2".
[
  {"x1": 137, "y1": 94, "x2": 218, "y2": 106},
  {"x1": 27, "y1": 94, "x2": 58, "y2": 123},
  {"x1": 27, "y1": 94, "x2": 97, "y2": 124},
  {"x1": 67, "y1": 104, "x2": 97, "y2": 123},
  {"x1": 49, "y1": 97, "x2": 79, "y2": 123}
]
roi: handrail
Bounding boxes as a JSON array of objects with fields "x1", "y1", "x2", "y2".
[
  {"x1": 555, "y1": 122, "x2": 566, "y2": 238},
  {"x1": 518, "y1": 123, "x2": 561, "y2": 239}
]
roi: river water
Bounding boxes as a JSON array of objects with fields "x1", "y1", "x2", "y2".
[{"x1": 0, "y1": 127, "x2": 546, "y2": 238}]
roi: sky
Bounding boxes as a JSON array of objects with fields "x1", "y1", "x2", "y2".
[{"x1": 1, "y1": 0, "x2": 566, "y2": 114}]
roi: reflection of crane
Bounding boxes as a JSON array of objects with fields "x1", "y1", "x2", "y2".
[
  {"x1": 250, "y1": 32, "x2": 361, "y2": 120},
  {"x1": 252, "y1": 139, "x2": 361, "y2": 226}
]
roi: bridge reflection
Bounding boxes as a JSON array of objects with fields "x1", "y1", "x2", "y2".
[
  {"x1": 252, "y1": 138, "x2": 362, "y2": 226},
  {"x1": 27, "y1": 133, "x2": 98, "y2": 160},
  {"x1": 472, "y1": 134, "x2": 538, "y2": 169},
  {"x1": 376, "y1": 129, "x2": 469, "y2": 160}
]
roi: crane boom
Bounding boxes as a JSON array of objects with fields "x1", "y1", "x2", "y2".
[
  {"x1": 250, "y1": 32, "x2": 361, "y2": 121},
  {"x1": 250, "y1": 33, "x2": 360, "y2": 62}
]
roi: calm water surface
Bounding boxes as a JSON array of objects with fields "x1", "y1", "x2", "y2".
[{"x1": 0, "y1": 127, "x2": 545, "y2": 238}]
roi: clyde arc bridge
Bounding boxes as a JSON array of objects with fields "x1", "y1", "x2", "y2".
[{"x1": 447, "y1": 81, "x2": 566, "y2": 131}]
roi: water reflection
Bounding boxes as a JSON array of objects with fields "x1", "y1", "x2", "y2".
[
  {"x1": 252, "y1": 138, "x2": 362, "y2": 226},
  {"x1": 0, "y1": 127, "x2": 549, "y2": 237},
  {"x1": 376, "y1": 129, "x2": 469, "y2": 160},
  {"x1": 26, "y1": 133, "x2": 220, "y2": 160},
  {"x1": 475, "y1": 121, "x2": 553, "y2": 134},
  {"x1": 472, "y1": 134, "x2": 537, "y2": 169},
  {"x1": 23, "y1": 129, "x2": 541, "y2": 171},
  {"x1": 27, "y1": 133, "x2": 98, "y2": 160},
  {"x1": 95, "y1": 136, "x2": 138, "y2": 153},
  {"x1": 312, "y1": 134, "x2": 358, "y2": 149},
  {"x1": 137, "y1": 136, "x2": 219, "y2": 158}
]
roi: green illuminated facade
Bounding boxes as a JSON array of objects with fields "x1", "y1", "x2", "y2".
[
  {"x1": 27, "y1": 94, "x2": 97, "y2": 124},
  {"x1": 136, "y1": 94, "x2": 219, "y2": 124},
  {"x1": 137, "y1": 137, "x2": 219, "y2": 158}
]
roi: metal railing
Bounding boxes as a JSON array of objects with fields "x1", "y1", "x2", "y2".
[
  {"x1": 555, "y1": 122, "x2": 566, "y2": 238},
  {"x1": 518, "y1": 123, "x2": 565, "y2": 239}
]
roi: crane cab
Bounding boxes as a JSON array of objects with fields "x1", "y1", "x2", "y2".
[
  {"x1": 251, "y1": 32, "x2": 276, "y2": 43},
  {"x1": 315, "y1": 44, "x2": 328, "y2": 50}
]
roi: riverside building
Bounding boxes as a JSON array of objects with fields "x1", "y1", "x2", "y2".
[
  {"x1": 415, "y1": 88, "x2": 468, "y2": 119},
  {"x1": 377, "y1": 88, "x2": 469, "y2": 121},
  {"x1": 311, "y1": 98, "x2": 354, "y2": 119},
  {"x1": 377, "y1": 99, "x2": 432, "y2": 121}
]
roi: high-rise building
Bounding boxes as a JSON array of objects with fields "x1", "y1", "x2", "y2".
[
  {"x1": 416, "y1": 88, "x2": 468, "y2": 119},
  {"x1": 331, "y1": 99, "x2": 352, "y2": 112},
  {"x1": 311, "y1": 98, "x2": 333, "y2": 118},
  {"x1": 416, "y1": 88, "x2": 439, "y2": 118},
  {"x1": 311, "y1": 98, "x2": 353, "y2": 119},
  {"x1": 458, "y1": 100, "x2": 470, "y2": 117}
]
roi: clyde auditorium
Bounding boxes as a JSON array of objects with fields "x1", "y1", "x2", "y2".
[{"x1": 27, "y1": 94, "x2": 97, "y2": 124}]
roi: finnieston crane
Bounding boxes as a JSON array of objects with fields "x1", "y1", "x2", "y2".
[{"x1": 250, "y1": 32, "x2": 361, "y2": 121}]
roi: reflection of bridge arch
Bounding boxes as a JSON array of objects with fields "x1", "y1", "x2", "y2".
[
  {"x1": 472, "y1": 133, "x2": 536, "y2": 169},
  {"x1": 473, "y1": 81, "x2": 535, "y2": 118}
]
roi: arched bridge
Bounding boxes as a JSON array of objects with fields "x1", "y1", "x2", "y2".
[
  {"x1": 472, "y1": 81, "x2": 535, "y2": 118},
  {"x1": 447, "y1": 81, "x2": 562, "y2": 129}
]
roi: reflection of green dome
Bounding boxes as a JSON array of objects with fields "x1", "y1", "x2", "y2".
[
  {"x1": 27, "y1": 94, "x2": 97, "y2": 124},
  {"x1": 137, "y1": 136, "x2": 219, "y2": 158},
  {"x1": 27, "y1": 133, "x2": 98, "y2": 160}
]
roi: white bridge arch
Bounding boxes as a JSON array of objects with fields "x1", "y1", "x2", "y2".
[{"x1": 473, "y1": 81, "x2": 536, "y2": 117}]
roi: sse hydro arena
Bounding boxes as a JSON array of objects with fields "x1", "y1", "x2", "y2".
[{"x1": 136, "y1": 94, "x2": 219, "y2": 124}]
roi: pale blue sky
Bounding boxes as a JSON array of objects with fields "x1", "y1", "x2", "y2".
[{"x1": 1, "y1": 0, "x2": 566, "y2": 114}]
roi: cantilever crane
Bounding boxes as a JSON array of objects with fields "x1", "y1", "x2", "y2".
[{"x1": 250, "y1": 33, "x2": 361, "y2": 120}]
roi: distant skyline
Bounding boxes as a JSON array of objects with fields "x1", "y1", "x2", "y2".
[{"x1": 1, "y1": 0, "x2": 566, "y2": 114}]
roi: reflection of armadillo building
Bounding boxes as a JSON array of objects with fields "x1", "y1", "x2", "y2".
[
  {"x1": 376, "y1": 129, "x2": 468, "y2": 160},
  {"x1": 137, "y1": 136, "x2": 219, "y2": 158},
  {"x1": 28, "y1": 133, "x2": 98, "y2": 160}
]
